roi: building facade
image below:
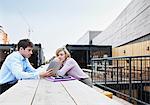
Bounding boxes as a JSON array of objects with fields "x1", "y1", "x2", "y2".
[{"x1": 93, "y1": 0, "x2": 150, "y2": 57}]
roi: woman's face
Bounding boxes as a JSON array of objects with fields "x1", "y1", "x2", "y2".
[{"x1": 57, "y1": 50, "x2": 66, "y2": 62}]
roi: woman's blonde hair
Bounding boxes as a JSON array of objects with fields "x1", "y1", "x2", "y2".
[{"x1": 55, "y1": 47, "x2": 71, "y2": 58}]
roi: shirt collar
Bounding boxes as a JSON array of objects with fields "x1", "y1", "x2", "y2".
[{"x1": 16, "y1": 51, "x2": 26, "y2": 61}]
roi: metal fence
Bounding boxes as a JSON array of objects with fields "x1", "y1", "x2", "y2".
[{"x1": 91, "y1": 55, "x2": 150, "y2": 105}]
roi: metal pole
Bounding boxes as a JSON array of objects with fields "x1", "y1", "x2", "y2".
[
  {"x1": 104, "y1": 60, "x2": 107, "y2": 88},
  {"x1": 128, "y1": 57, "x2": 132, "y2": 102}
]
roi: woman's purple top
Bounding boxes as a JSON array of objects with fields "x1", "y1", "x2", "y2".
[{"x1": 57, "y1": 58, "x2": 89, "y2": 79}]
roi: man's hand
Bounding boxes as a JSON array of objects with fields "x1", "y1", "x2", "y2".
[{"x1": 39, "y1": 69, "x2": 54, "y2": 78}]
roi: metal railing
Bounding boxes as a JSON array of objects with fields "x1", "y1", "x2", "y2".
[{"x1": 91, "y1": 55, "x2": 150, "y2": 105}]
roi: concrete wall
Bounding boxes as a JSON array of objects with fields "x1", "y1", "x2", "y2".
[{"x1": 76, "y1": 31, "x2": 101, "y2": 45}]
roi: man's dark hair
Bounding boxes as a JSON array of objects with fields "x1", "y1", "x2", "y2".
[{"x1": 17, "y1": 39, "x2": 33, "y2": 50}]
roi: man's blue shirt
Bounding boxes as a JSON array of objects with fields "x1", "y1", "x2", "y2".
[{"x1": 0, "y1": 51, "x2": 40, "y2": 84}]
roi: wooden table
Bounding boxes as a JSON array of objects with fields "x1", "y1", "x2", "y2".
[{"x1": 0, "y1": 79, "x2": 122, "y2": 105}]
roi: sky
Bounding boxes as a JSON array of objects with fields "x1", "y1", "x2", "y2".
[{"x1": 0, "y1": 0, "x2": 132, "y2": 60}]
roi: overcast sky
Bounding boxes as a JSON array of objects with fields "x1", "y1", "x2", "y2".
[{"x1": 0, "y1": 0, "x2": 132, "y2": 60}]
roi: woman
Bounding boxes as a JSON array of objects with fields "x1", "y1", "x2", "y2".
[{"x1": 54, "y1": 47, "x2": 92, "y2": 87}]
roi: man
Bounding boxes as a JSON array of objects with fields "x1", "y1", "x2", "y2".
[{"x1": 0, "y1": 39, "x2": 51, "y2": 94}]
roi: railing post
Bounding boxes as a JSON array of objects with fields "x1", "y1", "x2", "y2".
[
  {"x1": 128, "y1": 57, "x2": 132, "y2": 102},
  {"x1": 91, "y1": 60, "x2": 94, "y2": 83},
  {"x1": 104, "y1": 59, "x2": 107, "y2": 88},
  {"x1": 117, "y1": 60, "x2": 119, "y2": 84},
  {"x1": 116, "y1": 60, "x2": 119, "y2": 91},
  {"x1": 140, "y1": 58, "x2": 143, "y2": 101}
]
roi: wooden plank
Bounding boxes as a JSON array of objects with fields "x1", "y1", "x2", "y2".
[
  {"x1": 0, "y1": 79, "x2": 39, "y2": 105},
  {"x1": 61, "y1": 80, "x2": 122, "y2": 105},
  {"x1": 32, "y1": 79, "x2": 76, "y2": 105}
]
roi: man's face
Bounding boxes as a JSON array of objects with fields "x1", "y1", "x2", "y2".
[{"x1": 20, "y1": 46, "x2": 33, "y2": 58}]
